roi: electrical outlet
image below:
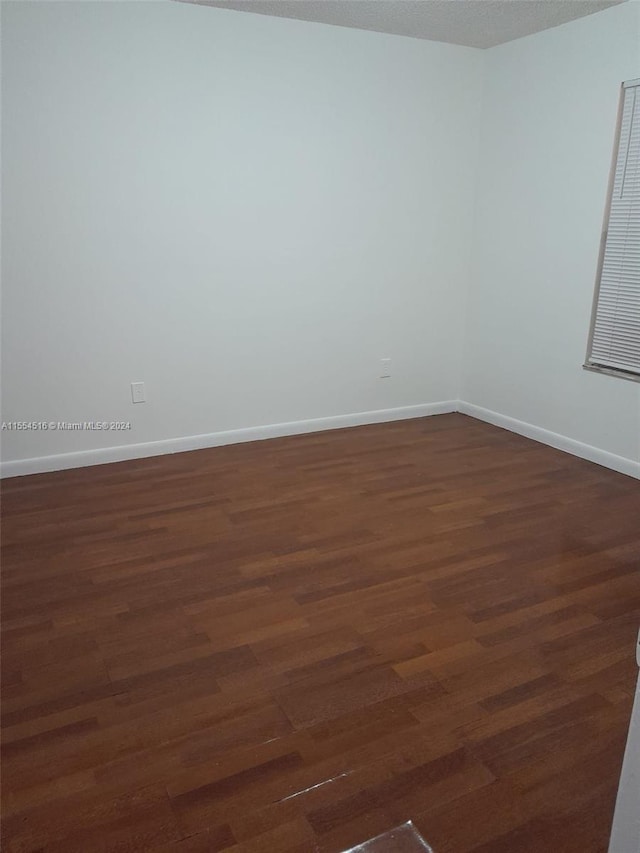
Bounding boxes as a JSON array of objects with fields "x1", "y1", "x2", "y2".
[
  {"x1": 380, "y1": 358, "x2": 391, "y2": 379},
  {"x1": 131, "y1": 382, "x2": 145, "y2": 403}
]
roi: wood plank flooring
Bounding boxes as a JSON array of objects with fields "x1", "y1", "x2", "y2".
[{"x1": 1, "y1": 413, "x2": 639, "y2": 853}]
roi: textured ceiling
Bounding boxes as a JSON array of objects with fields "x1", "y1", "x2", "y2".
[{"x1": 185, "y1": 0, "x2": 626, "y2": 49}]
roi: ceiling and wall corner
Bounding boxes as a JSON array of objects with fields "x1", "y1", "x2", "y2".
[{"x1": 182, "y1": 0, "x2": 627, "y2": 49}]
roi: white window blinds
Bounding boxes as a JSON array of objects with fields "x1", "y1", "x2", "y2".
[{"x1": 586, "y1": 79, "x2": 640, "y2": 379}]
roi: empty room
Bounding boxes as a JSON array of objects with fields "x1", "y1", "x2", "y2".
[{"x1": 1, "y1": 0, "x2": 639, "y2": 851}]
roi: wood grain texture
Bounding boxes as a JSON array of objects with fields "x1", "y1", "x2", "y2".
[{"x1": 1, "y1": 413, "x2": 639, "y2": 852}]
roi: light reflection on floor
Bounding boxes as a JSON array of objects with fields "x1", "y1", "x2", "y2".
[{"x1": 343, "y1": 821, "x2": 434, "y2": 853}]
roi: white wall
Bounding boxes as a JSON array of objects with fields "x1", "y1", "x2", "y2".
[
  {"x1": 3, "y1": 1, "x2": 640, "y2": 477},
  {"x1": 0, "y1": 0, "x2": 482, "y2": 467},
  {"x1": 463, "y1": 2, "x2": 640, "y2": 466}
]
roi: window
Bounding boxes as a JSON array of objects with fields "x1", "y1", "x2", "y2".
[{"x1": 585, "y1": 79, "x2": 640, "y2": 382}]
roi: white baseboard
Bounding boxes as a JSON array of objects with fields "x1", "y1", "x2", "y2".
[
  {"x1": 0, "y1": 400, "x2": 457, "y2": 478},
  {"x1": 3, "y1": 399, "x2": 638, "y2": 480},
  {"x1": 457, "y1": 401, "x2": 640, "y2": 480}
]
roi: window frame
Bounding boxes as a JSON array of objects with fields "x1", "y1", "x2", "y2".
[{"x1": 584, "y1": 78, "x2": 640, "y2": 384}]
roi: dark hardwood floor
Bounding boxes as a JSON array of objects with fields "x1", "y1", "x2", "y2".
[{"x1": 1, "y1": 413, "x2": 639, "y2": 853}]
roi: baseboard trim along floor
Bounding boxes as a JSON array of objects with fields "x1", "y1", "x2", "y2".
[
  {"x1": 457, "y1": 401, "x2": 640, "y2": 480},
  {"x1": 0, "y1": 401, "x2": 457, "y2": 478},
  {"x1": 2, "y1": 399, "x2": 638, "y2": 480}
]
